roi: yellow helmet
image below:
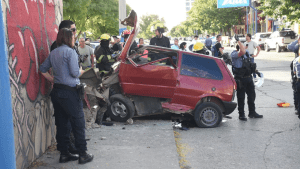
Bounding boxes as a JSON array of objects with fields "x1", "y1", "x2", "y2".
[
  {"x1": 100, "y1": 34, "x2": 110, "y2": 40},
  {"x1": 193, "y1": 42, "x2": 205, "y2": 51}
]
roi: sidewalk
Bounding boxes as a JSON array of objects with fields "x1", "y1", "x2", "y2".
[{"x1": 29, "y1": 120, "x2": 180, "y2": 169}]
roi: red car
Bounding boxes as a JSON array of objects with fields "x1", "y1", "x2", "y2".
[{"x1": 83, "y1": 10, "x2": 237, "y2": 128}]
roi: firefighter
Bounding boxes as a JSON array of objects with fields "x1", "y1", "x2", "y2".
[{"x1": 94, "y1": 34, "x2": 114, "y2": 75}]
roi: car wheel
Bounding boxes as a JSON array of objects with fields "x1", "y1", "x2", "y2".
[
  {"x1": 276, "y1": 44, "x2": 281, "y2": 53},
  {"x1": 107, "y1": 94, "x2": 135, "y2": 122},
  {"x1": 193, "y1": 102, "x2": 223, "y2": 128},
  {"x1": 265, "y1": 44, "x2": 270, "y2": 52}
]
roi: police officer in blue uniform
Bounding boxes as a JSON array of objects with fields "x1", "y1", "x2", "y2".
[
  {"x1": 288, "y1": 38, "x2": 300, "y2": 115},
  {"x1": 231, "y1": 35, "x2": 263, "y2": 121},
  {"x1": 40, "y1": 28, "x2": 94, "y2": 164}
]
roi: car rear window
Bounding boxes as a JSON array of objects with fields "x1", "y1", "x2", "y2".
[
  {"x1": 280, "y1": 31, "x2": 295, "y2": 37},
  {"x1": 260, "y1": 34, "x2": 271, "y2": 38},
  {"x1": 180, "y1": 54, "x2": 223, "y2": 80}
]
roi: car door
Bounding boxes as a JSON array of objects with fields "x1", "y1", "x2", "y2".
[
  {"x1": 171, "y1": 53, "x2": 227, "y2": 108},
  {"x1": 119, "y1": 49, "x2": 178, "y2": 99},
  {"x1": 268, "y1": 32, "x2": 275, "y2": 48}
]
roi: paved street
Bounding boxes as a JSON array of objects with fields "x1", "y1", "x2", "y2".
[{"x1": 30, "y1": 48, "x2": 300, "y2": 169}]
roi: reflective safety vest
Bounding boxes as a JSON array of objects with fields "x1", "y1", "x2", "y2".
[{"x1": 97, "y1": 54, "x2": 115, "y2": 64}]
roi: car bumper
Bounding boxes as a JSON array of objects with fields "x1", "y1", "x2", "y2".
[{"x1": 222, "y1": 101, "x2": 237, "y2": 115}]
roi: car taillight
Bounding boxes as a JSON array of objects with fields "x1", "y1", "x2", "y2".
[
  {"x1": 259, "y1": 38, "x2": 261, "y2": 41},
  {"x1": 282, "y1": 38, "x2": 284, "y2": 43}
]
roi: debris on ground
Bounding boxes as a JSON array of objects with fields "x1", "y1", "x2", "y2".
[{"x1": 126, "y1": 118, "x2": 133, "y2": 125}]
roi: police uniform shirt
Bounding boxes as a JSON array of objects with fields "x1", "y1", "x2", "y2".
[
  {"x1": 231, "y1": 50, "x2": 250, "y2": 68},
  {"x1": 293, "y1": 56, "x2": 300, "y2": 78},
  {"x1": 287, "y1": 39, "x2": 299, "y2": 56},
  {"x1": 40, "y1": 44, "x2": 81, "y2": 87}
]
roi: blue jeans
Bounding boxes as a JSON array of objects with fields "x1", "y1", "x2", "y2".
[
  {"x1": 50, "y1": 88, "x2": 87, "y2": 152},
  {"x1": 251, "y1": 58, "x2": 256, "y2": 78}
]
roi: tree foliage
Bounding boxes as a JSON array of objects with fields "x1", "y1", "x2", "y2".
[
  {"x1": 169, "y1": 20, "x2": 199, "y2": 37},
  {"x1": 170, "y1": 0, "x2": 244, "y2": 37},
  {"x1": 258, "y1": 0, "x2": 300, "y2": 25},
  {"x1": 138, "y1": 14, "x2": 166, "y2": 39},
  {"x1": 63, "y1": 0, "x2": 132, "y2": 39}
]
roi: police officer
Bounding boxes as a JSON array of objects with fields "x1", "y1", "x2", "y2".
[
  {"x1": 293, "y1": 51, "x2": 300, "y2": 119},
  {"x1": 288, "y1": 37, "x2": 300, "y2": 115},
  {"x1": 231, "y1": 35, "x2": 263, "y2": 121},
  {"x1": 40, "y1": 28, "x2": 94, "y2": 164}
]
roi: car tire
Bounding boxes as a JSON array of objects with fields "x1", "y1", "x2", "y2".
[
  {"x1": 265, "y1": 44, "x2": 270, "y2": 52},
  {"x1": 193, "y1": 102, "x2": 223, "y2": 128},
  {"x1": 107, "y1": 94, "x2": 135, "y2": 122},
  {"x1": 276, "y1": 44, "x2": 281, "y2": 53}
]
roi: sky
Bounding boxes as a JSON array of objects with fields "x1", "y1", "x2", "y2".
[{"x1": 126, "y1": 0, "x2": 187, "y2": 31}]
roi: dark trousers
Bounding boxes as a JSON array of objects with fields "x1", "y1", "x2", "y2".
[
  {"x1": 50, "y1": 88, "x2": 87, "y2": 152},
  {"x1": 292, "y1": 81, "x2": 298, "y2": 111},
  {"x1": 295, "y1": 82, "x2": 300, "y2": 117},
  {"x1": 206, "y1": 46, "x2": 211, "y2": 51},
  {"x1": 236, "y1": 76, "x2": 256, "y2": 115}
]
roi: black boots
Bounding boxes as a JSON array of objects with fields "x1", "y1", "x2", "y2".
[
  {"x1": 239, "y1": 114, "x2": 247, "y2": 121},
  {"x1": 248, "y1": 112, "x2": 263, "y2": 118},
  {"x1": 79, "y1": 151, "x2": 94, "y2": 164},
  {"x1": 59, "y1": 151, "x2": 79, "y2": 163}
]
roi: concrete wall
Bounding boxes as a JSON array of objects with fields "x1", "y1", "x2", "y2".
[{"x1": 2, "y1": 0, "x2": 62, "y2": 168}]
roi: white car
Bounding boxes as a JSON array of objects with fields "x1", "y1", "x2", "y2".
[
  {"x1": 252, "y1": 33, "x2": 271, "y2": 50},
  {"x1": 264, "y1": 29, "x2": 298, "y2": 52}
]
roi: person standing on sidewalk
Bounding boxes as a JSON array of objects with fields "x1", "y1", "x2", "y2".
[
  {"x1": 294, "y1": 49, "x2": 300, "y2": 120},
  {"x1": 171, "y1": 38, "x2": 180, "y2": 50},
  {"x1": 78, "y1": 37, "x2": 95, "y2": 70},
  {"x1": 288, "y1": 37, "x2": 300, "y2": 115},
  {"x1": 40, "y1": 28, "x2": 94, "y2": 164},
  {"x1": 231, "y1": 35, "x2": 263, "y2": 121},
  {"x1": 244, "y1": 34, "x2": 261, "y2": 79},
  {"x1": 204, "y1": 35, "x2": 212, "y2": 50}
]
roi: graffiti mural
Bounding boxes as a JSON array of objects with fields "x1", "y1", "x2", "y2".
[{"x1": 3, "y1": 0, "x2": 63, "y2": 168}]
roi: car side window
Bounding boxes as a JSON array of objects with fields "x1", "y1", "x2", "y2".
[{"x1": 180, "y1": 53, "x2": 223, "y2": 80}]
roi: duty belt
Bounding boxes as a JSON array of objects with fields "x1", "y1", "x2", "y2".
[{"x1": 53, "y1": 83, "x2": 77, "y2": 92}]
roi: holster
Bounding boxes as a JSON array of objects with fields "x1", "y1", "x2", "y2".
[
  {"x1": 76, "y1": 83, "x2": 85, "y2": 100},
  {"x1": 234, "y1": 78, "x2": 243, "y2": 89}
]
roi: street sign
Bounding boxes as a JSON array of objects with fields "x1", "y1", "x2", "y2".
[{"x1": 217, "y1": 0, "x2": 250, "y2": 8}]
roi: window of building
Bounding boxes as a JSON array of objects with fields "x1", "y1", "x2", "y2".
[
  {"x1": 180, "y1": 54, "x2": 223, "y2": 80},
  {"x1": 186, "y1": 7, "x2": 190, "y2": 11},
  {"x1": 186, "y1": 2, "x2": 190, "y2": 6}
]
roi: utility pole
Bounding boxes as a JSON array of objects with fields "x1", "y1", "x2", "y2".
[{"x1": 119, "y1": 0, "x2": 127, "y2": 42}]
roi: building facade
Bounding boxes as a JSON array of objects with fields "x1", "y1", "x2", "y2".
[{"x1": 1, "y1": 0, "x2": 63, "y2": 168}]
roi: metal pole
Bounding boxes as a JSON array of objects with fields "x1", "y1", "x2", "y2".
[
  {"x1": 119, "y1": 0, "x2": 127, "y2": 42},
  {"x1": 255, "y1": 10, "x2": 257, "y2": 34},
  {"x1": 246, "y1": 7, "x2": 248, "y2": 34},
  {"x1": 0, "y1": 1, "x2": 16, "y2": 169}
]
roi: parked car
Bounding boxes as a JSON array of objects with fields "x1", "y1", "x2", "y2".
[
  {"x1": 90, "y1": 41, "x2": 100, "y2": 49},
  {"x1": 264, "y1": 29, "x2": 298, "y2": 53},
  {"x1": 230, "y1": 34, "x2": 246, "y2": 47},
  {"x1": 81, "y1": 10, "x2": 237, "y2": 128},
  {"x1": 252, "y1": 32, "x2": 271, "y2": 50}
]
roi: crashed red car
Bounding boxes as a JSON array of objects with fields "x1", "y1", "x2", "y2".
[{"x1": 81, "y1": 10, "x2": 237, "y2": 128}]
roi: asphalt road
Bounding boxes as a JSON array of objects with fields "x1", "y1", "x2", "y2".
[{"x1": 30, "y1": 48, "x2": 300, "y2": 169}]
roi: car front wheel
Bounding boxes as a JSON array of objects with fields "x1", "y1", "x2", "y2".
[
  {"x1": 193, "y1": 102, "x2": 223, "y2": 128},
  {"x1": 107, "y1": 94, "x2": 135, "y2": 122}
]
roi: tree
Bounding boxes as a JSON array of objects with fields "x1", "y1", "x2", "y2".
[
  {"x1": 63, "y1": 0, "x2": 132, "y2": 39},
  {"x1": 258, "y1": 0, "x2": 300, "y2": 25},
  {"x1": 188, "y1": 0, "x2": 244, "y2": 36},
  {"x1": 138, "y1": 14, "x2": 166, "y2": 39}
]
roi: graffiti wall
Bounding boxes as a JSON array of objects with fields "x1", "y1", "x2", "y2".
[{"x1": 2, "y1": 0, "x2": 62, "y2": 168}]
